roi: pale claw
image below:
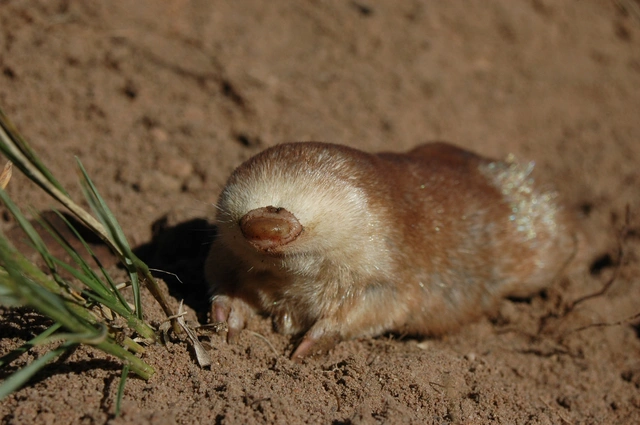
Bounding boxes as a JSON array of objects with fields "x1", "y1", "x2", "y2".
[
  {"x1": 290, "y1": 323, "x2": 340, "y2": 361},
  {"x1": 291, "y1": 337, "x2": 317, "y2": 361},
  {"x1": 212, "y1": 295, "x2": 231, "y2": 323},
  {"x1": 210, "y1": 295, "x2": 253, "y2": 343}
]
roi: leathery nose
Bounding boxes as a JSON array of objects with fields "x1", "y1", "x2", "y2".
[{"x1": 239, "y1": 206, "x2": 303, "y2": 252}]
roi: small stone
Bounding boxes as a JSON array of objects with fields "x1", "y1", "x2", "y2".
[
  {"x1": 165, "y1": 157, "x2": 194, "y2": 179},
  {"x1": 138, "y1": 170, "x2": 182, "y2": 193},
  {"x1": 416, "y1": 340, "x2": 430, "y2": 350},
  {"x1": 151, "y1": 128, "x2": 169, "y2": 143}
]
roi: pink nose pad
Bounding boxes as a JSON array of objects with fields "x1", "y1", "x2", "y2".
[{"x1": 239, "y1": 206, "x2": 302, "y2": 252}]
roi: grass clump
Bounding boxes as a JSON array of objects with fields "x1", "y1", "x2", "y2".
[{"x1": 0, "y1": 108, "x2": 178, "y2": 413}]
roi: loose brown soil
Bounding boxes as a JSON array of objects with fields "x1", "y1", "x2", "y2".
[{"x1": 1, "y1": 1, "x2": 640, "y2": 424}]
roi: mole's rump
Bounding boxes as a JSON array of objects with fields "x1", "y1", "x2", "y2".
[{"x1": 205, "y1": 142, "x2": 575, "y2": 359}]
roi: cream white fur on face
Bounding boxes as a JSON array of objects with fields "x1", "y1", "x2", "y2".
[{"x1": 216, "y1": 154, "x2": 391, "y2": 276}]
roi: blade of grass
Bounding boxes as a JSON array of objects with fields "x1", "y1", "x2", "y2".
[
  {"x1": 0, "y1": 190, "x2": 57, "y2": 274},
  {"x1": 76, "y1": 160, "x2": 142, "y2": 318},
  {"x1": 37, "y1": 212, "x2": 129, "y2": 307},
  {"x1": 76, "y1": 159, "x2": 175, "y2": 321},
  {"x1": 0, "y1": 110, "x2": 111, "y2": 253},
  {"x1": 115, "y1": 364, "x2": 130, "y2": 416},
  {"x1": 48, "y1": 210, "x2": 132, "y2": 311},
  {"x1": 0, "y1": 323, "x2": 62, "y2": 368},
  {"x1": 0, "y1": 270, "x2": 23, "y2": 306},
  {"x1": 0, "y1": 237, "x2": 154, "y2": 379},
  {"x1": 41, "y1": 323, "x2": 108, "y2": 346},
  {"x1": 0, "y1": 108, "x2": 160, "y2": 403},
  {"x1": 0, "y1": 341, "x2": 75, "y2": 401},
  {"x1": 0, "y1": 110, "x2": 67, "y2": 197},
  {"x1": 11, "y1": 213, "x2": 157, "y2": 341},
  {"x1": 0, "y1": 239, "x2": 101, "y2": 329},
  {"x1": 0, "y1": 109, "x2": 175, "y2": 328},
  {"x1": 0, "y1": 196, "x2": 88, "y2": 310}
]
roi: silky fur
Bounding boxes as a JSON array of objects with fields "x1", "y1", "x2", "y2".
[{"x1": 206, "y1": 142, "x2": 575, "y2": 357}]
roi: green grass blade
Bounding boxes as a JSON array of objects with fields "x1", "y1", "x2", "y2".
[
  {"x1": 115, "y1": 364, "x2": 130, "y2": 416},
  {"x1": 0, "y1": 191, "x2": 156, "y2": 340},
  {"x1": 48, "y1": 210, "x2": 131, "y2": 309},
  {"x1": 46, "y1": 259, "x2": 155, "y2": 340},
  {"x1": 75, "y1": 159, "x2": 174, "y2": 321},
  {"x1": 0, "y1": 323, "x2": 62, "y2": 368},
  {"x1": 94, "y1": 339, "x2": 154, "y2": 380},
  {"x1": 2, "y1": 255, "x2": 91, "y2": 334},
  {"x1": 75, "y1": 159, "x2": 133, "y2": 258},
  {"x1": 47, "y1": 259, "x2": 114, "y2": 303},
  {"x1": 2, "y1": 190, "x2": 155, "y2": 340},
  {"x1": 36, "y1": 213, "x2": 124, "y2": 306},
  {"x1": 0, "y1": 341, "x2": 75, "y2": 401},
  {"x1": 0, "y1": 108, "x2": 174, "y2": 323},
  {"x1": 0, "y1": 234, "x2": 106, "y2": 327},
  {"x1": 0, "y1": 270, "x2": 23, "y2": 306},
  {"x1": 0, "y1": 109, "x2": 119, "y2": 262},
  {"x1": 0, "y1": 189, "x2": 56, "y2": 273},
  {"x1": 0, "y1": 238, "x2": 154, "y2": 378},
  {"x1": 0, "y1": 109, "x2": 67, "y2": 196},
  {"x1": 0, "y1": 107, "x2": 159, "y2": 404},
  {"x1": 75, "y1": 159, "x2": 143, "y2": 319}
]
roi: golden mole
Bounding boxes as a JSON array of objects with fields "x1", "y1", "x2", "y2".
[{"x1": 205, "y1": 142, "x2": 575, "y2": 359}]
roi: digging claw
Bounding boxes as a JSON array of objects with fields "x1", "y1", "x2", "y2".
[
  {"x1": 210, "y1": 294, "x2": 253, "y2": 343},
  {"x1": 211, "y1": 296, "x2": 231, "y2": 323},
  {"x1": 291, "y1": 337, "x2": 317, "y2": 361},
  {"x1": 291, "y1": 327, "x2": 339, "y2": 361}
]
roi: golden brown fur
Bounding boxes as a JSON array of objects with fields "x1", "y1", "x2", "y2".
[{"x1": 206, "y1": 142, "x2": 575, "y2": 359}]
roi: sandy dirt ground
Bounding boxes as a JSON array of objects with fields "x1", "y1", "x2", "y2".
[{"x1": 1, "y1": 0, "x2": 640, "y2": 423}]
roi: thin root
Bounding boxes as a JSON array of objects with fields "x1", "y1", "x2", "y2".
[
  {"x1": 247, "y1": 330, "x2": 279, "y2": 357},
  {"x1": 564, "y1": 205, "x2": 631, "y2": 314}
]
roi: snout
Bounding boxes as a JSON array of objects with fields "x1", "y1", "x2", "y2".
[{"x1": 239, "y1": 206, "x2": 303, "y2": 253}]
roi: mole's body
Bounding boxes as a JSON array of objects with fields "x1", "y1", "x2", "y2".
[{"x1": 205, "y1": 142, "x2": 574, "y2": 359}]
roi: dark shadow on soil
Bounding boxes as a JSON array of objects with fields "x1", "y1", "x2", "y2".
[
  {"x1": 3, "y1": 210, "x2": 216, "y2": 323},
  {"x1": 0, "y1": 341, "x2": 122, "y2": 383},
  {"x1": 133, "y1": 216, "x2": 215, "y2": 322}
]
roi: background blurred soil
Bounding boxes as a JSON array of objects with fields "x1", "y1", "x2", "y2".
[{"x1": 1, "y1": 0, "x2": 640, "y2": 423}]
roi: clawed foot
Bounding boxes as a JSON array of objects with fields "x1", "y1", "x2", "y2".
[
  {"x1": 210, "y1": 295, "x2": 254, "y2": 342},
  {"x1": 211, "y1": 297, "x2": 341, "y2": 361}
]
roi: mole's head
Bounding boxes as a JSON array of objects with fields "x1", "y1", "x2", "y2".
[{"x1": 212, "y1": 142, "x2": 391, "y2": 275}]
